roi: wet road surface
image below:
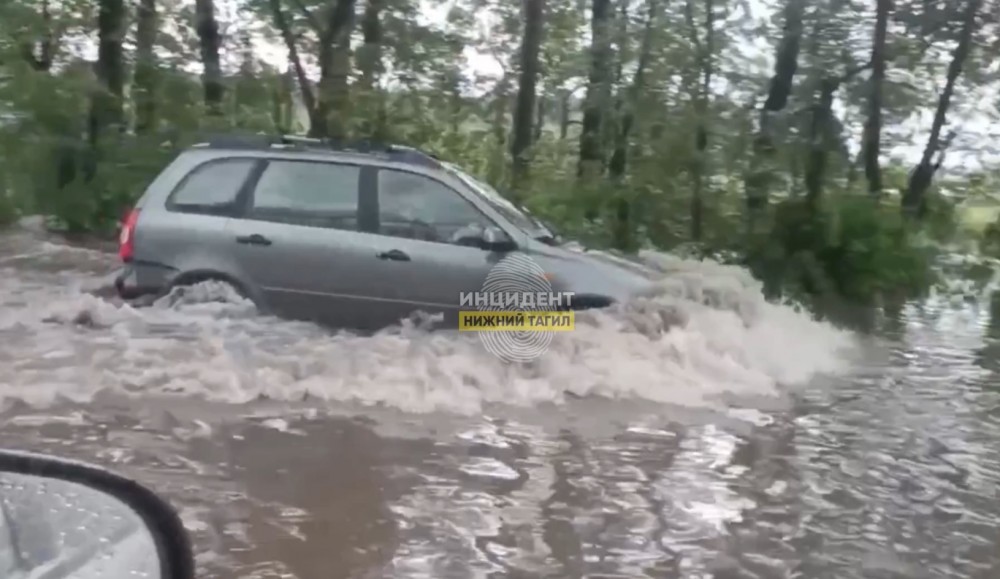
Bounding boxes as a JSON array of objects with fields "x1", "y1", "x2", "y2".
[{"x1": 1, "y1": 224, "x2": 998, "y2": 579}]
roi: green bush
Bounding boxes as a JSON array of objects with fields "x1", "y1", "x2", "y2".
[
  {"x1": 746, "y1": 196, "x2": 936, "y2": 304},
  {"x1": 28, "y1": 134, "x2": 181, "y2": 235},
  {"x1": 0, "y1": 165, "x2": 19, "y2": 225},
  {"x1": 0, "y1": 193, "x2": 17, "y2": 226},
  {"x1": 981, "y1": 216, "x2": 1000, "y2": 258},
  {"x1": 922, "y1": 191, "x2": 960, "y2": 242}
]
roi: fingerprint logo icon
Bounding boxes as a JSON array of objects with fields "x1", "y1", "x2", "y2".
[{"x1": 477, "y1": 253, "x2": 555, "y2": 362}]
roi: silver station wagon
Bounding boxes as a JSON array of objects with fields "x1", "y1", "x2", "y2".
[{"x1": 114, "y1": 135, "x2": 654, "y2": 331}]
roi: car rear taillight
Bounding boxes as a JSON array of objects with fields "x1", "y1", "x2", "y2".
[{"x1": 118, "y1": 208, "x2": 140, "y2": 262}]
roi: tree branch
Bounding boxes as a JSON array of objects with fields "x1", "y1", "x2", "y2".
[{"x1": 829, "y1": 59, "x2": 873, "y2": 90}]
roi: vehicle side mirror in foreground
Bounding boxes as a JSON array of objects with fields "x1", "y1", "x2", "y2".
[
  {"x1": 481, "y1": 226, "x2": 517, "y2": 252},
  {"x1": 0, "y1": 450, "x2": 194, "y2": 579}
]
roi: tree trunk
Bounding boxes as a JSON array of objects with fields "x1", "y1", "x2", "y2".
[
  {"x1": 534, "y1": 95, "x2": 546, "y2": 143},
  {"x1": 511, "y1": 0, "x2": 545, "y2": 191},
  {"x1": 269, "y1": 0, "x2": 320, "y2": 134},
  {"x1": 273, "y1": 67, "x2": 295, "y2": 133},
  {"x1": 134, "y1": 0, "x2": 158, "y2": 134},
  {"x1": 358, "y1": 0, "x2": 387, "y2": 139},
  {"x1": 559, "y1": 90, "x2": 572, "y2": 139},
  {"x1": 862, "y1": 0, "x2": 890, "y2": 198},
  {"x1": 195, "y1": 0, "x2": 224, "y2": 115},
  {"x1": 577, "y1": 0, "x2": 613, "y2": 180},
  {"x1": 804, "y1": 79, "x2": 837, "y2": 205},
  {"x1": 22, "y1": 0, "x2": 55, "y2": 71},
  {"x1": 684, "y1": 0, "x2": 712, "y2": 242},
  {"x1": 608, "y1": 0, "x2": 656, "y2": 181},
  {"x1": 744, "y1": 0, "x2": 805, "y2": 228},
  {"x1": 805, "y1": 62, "x2": 871, "y2": 205},
  {"x1": 449, "y1": 76, "x2": 463, "y2": 134},
  {"x1": 89, "y1": 0, "x2": 126, "y2": 146},
  {"x1": 317, "y1": 0, "x2": 357, "y2": 139},
  {"x1": 607, "y1": 0, "x2": 657, "y2": 250},
  {"x1": 358, "y1": 0, "x2": 384, "y2": 92},
  {"x1": 902, "y1": 0, "x2": 980, "y2": 217},
  {"x1": 489, "y1": 75, "x2": 512, "y2": 185}
]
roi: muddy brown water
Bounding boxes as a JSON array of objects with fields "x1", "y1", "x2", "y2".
[{"x1": 1, "y1": 224, "x2": 998, "y2": 579}]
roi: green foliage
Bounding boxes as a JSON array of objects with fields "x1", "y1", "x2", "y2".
[
  {"x1": 24, "y1": 134, "x2": 179, "y2": 235},
  {"x1": 922, "y1": 191, "x2": 960, "y2": 242},
  {"x1": 0, "y1": 174, "x2": 18, "y2": 225},
  {"x1": 981, "y1": 217, "x2": 1000, "y2": 259},
  {"x1": 0, "y1": 0, "x2": 993, "y2": 310},
  {"x1": 746, "y1": 196, "x2": 937, "y2": 304}
]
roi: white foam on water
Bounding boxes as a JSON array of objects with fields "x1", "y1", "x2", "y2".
[{"x1": 0, "y1": 241, "x2": 857, "y2": 415}]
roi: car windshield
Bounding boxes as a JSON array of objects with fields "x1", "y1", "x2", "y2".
[{"x1": 443, "y1": 163, "x2": 556, "y2": 239}]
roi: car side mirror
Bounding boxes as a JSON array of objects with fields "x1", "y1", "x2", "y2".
[
  {"x1": 481, "y1": 226, "x2": 517, "y2": 252},
  {"x1": 0, "y1": 450, "x2": 195, "y2": 579}
]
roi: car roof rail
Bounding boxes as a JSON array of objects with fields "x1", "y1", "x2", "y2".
[
  {"x1": 282, "y1": 136, "x2": 441, "y2": 168},
  {"x1": 191, "y1": 133, "x2": 441, "y2": 168},
  {"x1": 191, "y1": 133, "x2": 280, "y2": 150}
]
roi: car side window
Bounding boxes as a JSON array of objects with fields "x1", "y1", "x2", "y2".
[
  {"x1": 377, "y1": 169, "x2": 492, "y2": 246},
  {"x1": 167, "y1": 158, "x2": 256, "y2": 214},
  {"x1": 249, "y1": 160, "x2": 361, "y2": 231}
]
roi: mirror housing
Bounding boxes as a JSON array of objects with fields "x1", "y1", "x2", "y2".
[
  {"x1": 0, "y1": 450, "x2": 194, "y2": 579},
  {"x1": 481, "y1": 226, "x2": 517, "y2": 252}
]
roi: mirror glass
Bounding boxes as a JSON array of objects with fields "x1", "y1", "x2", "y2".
[{"x1": 0, "y1": 472, "x2": 162, "y2": 579}]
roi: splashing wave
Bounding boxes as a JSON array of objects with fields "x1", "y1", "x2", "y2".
[{"x1": 0, "y1": 237, "x2": 856, "y2": 414}]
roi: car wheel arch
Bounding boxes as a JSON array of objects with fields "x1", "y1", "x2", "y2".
[
  {"x1": 164, "y1": 270, "x2": 263, "y2": 307},
  {"x1": 562, "y1": 293, "x2": 615, "y2": 311}
]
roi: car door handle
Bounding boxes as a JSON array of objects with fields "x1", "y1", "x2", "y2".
[
  {"x1": 235, "y1": 234, "x2": 272, "y2": 246},
  {"x1": 376, "y1": 249, "x2": 411, "y2": 262}
]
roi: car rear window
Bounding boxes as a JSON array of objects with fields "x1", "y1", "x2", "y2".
[{"x1": 167, "y1": 158, "x2": 257, "y2": 214}]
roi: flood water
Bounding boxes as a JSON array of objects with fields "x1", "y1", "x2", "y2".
[{"x1": 1, "y1": 222, "x2": 998, "y2": 579}]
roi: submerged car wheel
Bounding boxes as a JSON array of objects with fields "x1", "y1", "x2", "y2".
[{"x1": 160, "y1": 274, "x2": 258, "y2": 309}]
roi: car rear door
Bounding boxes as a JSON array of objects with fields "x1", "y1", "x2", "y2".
[
  {"x1": 129, "y1": 155, "x2": 260, "y2": 287},
  {"x1": 355, "y1": 167, "x2": 507, "y2": 329},
  {"x1": 224, "y1": 158, "x2": 404, "y2": 330}
]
